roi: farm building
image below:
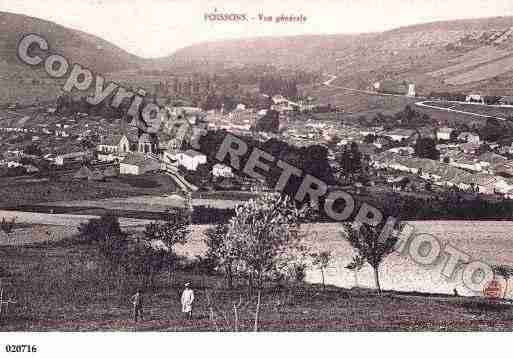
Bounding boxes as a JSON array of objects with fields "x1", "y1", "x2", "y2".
[
  {"x1": 138, "y1": 133, "x2": 159, "y2": 154},
  {"x1": 374, "y1": 80, "x2": 415, "y2": 96},
  {"x1": 212, "y1": 164, "x2": 233, "y2": 178},
  {"x1": 175, "y1": 150, "x2": 207, "y2": 171},
  {"x1": 436, "y1": 127, "x2": 455, "y2": 141},
  {"x1": 498, "y1": 96, "x2": 513, "y2": 106},
  {"x1": 457, "y1": 132, "x2": 481, "y2": 144},
  {"x1": 383, "y1": 129, "x2": 415, "y2": 142},
  {"x1": 465, "y1": 94, "x2": 485, "y2": 104},
  {"x1": 97, "y1": 134, "x2": 132, "y2": 154},
  {"x1": 120, "y1": 153, "x2": 160, "y2": 175},
  {"x1": 55, "y1": 151, "x2": 90, "y2": 166}
]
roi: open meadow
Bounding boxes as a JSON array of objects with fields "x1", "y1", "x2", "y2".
[
  {"x1": 2, "y1": 238, "x2": 513, "y2": 331},
  {"x1": 1, "y1": 220, "x2": 513, "y2": 331}
]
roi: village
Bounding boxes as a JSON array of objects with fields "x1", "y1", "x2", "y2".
[
  {"x1": 2, "y1": 87, "x2": 513, "y2": 207},
  {"x1": 7, "y1": 4, "x2": 513, "y2": 339}
]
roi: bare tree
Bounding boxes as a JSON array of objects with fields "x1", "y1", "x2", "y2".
[
  {"x1": 0, "y1": 217, "x2": 16, "y2": 235},
  {"x1": 342, "y1": 223, "x2": 399, "y2": 295},
  {"x1": 345, "y1": 255, "x2": 365, "y2": 289},
  {"x1": 311, "y1": 250, "x2": 332, "y2": 291},
  {"x1": 226, "y1": 194, "x2": 310, "y2": 292},
  {"x1": 253, "y1": 289, "x2": 261, "y2": 332},
  {"x1": 204, "y1": 224, "x2": 236, "y2": 288},
  {"x1": 493, "y1": 264, "x2": 513, "y2": 299},
  {"x1": 144, "y1": 208, "x2": 191, "y2": 283}
]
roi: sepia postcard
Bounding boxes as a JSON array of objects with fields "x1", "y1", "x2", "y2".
[{"x1": 1, "y1": 0, "x2": 513, "y2": 356}]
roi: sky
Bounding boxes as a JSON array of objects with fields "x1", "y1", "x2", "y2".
[{"x1": 2, "y1": 0, "x2": 513, "y2": 58}]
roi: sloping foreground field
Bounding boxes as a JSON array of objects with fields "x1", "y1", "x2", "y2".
[
  {"x1": 2, "y1": 223, "x2": 513, "y2": 331},
  {"x1": 3, "y1": 218, "x2": 513, "y2": 288},
  {"x1": 2, "y1": 218, "x2": 513, "y2": 296}
]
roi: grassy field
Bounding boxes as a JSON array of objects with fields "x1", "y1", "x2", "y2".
[
  {"x1": 0, "y1": 173, "x2": 178, "y2": 208},
  {"x1": 422, "y1": 102, "x2": 513, "y2": 118},
  {"x1": 2, "y1": 239, "x2": 513, "y2": 331}
]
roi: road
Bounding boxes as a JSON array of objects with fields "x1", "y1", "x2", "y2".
[
  {"x1": 415, "y1": 100, "x2": 507, "y2": 121},
  {"x1": 323, "y1": 74, "x2": 510, "y2": 120},
  {"x1": 322, "y1": 74, "x2": 420, "y2": 98}
]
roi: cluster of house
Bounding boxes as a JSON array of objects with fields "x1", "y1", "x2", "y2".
[
  {"x1": 367, "y1": 126, "x2": 513, "y2": 196},
  {"x1": 373, "y1": 151, "x2": 513, "y2": 196},
  {"x1": 283, "y1": 119, "x2": 365, "y2": 147},
  {"x1": 93, "y1": 107, "x2": 234, "y2": 179},
  {"x1": 0, "y1": 150, "x2": 40, "y2": 174},
  {"x1": 465, "y1": 94, "x2": 513, "y2": 106},
  {"x1": 205, "y1": 106, "x2": 261, "y2": 133}
]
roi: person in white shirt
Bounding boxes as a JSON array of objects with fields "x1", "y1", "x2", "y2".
[{"x1": 181, "y1": 282, "x2": 195, "y2": 319}]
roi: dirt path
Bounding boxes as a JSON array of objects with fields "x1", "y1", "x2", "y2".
[
  {"x1": 415, "y1": 100, "x2": 507, "y2": 121},
  {"x1": 0, "y1": 210, "x2": 153, "y2": 229}
]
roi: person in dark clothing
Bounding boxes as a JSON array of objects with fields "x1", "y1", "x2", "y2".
[{"x1": 131, "y1": 289, "x2": 143, "y2": 322}]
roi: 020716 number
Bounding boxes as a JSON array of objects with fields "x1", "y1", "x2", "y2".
[{"x1": 5, "y1": 345, "x2": 37, "y2": 353}]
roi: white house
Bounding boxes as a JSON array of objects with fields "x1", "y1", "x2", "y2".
[
  {"x1": 466, "y1": 94, "x2": 485, "y2": 104},
  {"x1": 7, "y1": 161, "x2": 22, "y2": 168},
  {"x1": 97, "y1": 134, "x2": 131, "y2": 154},
  {"x1": 457, "y1": 132, "x2": 481, "y2": 144},
  {"x1": 175, "y1": 150, "x2": 207, "y2": 171},
  {"x1": 212, "y1": 164, "x2": 233, "y2": 178},
  {"x1": 436, "y1": 127, "x2": 454, "y2": 141},
  {"x1": 384, "y1": 129, "x2": 415, "y2": 142}
]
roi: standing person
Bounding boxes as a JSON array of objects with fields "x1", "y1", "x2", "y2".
[
  {"x1": 181, "y1": 282, "x2": 195, "y2": 320},
  {"x1": 131, "y1": 289, "x2": 143, "y2": 323}
]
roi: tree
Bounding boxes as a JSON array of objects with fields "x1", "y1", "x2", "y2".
[
  {"x1": 311, "y1": 250, "x2": 332, "y2": 291},
  {"x1": 345, "y1": 255, "x2": 365, "y2": 288},
  {"x1": 0, "y1": 217, "x2": 16, "y2": 235},
  {"x1": 342, "y1": 222, "x2": 399, "y2": 295},
  {"x1": 78, "y1": 214, "x2": 128, "y2": 288},
  {"x1": 226, "y1": 194, "x2": 310, "y2": 290},
  {"x1": 143, "y1": 208, "x2": 191, "y2": 282},
  {"x1": 337, "y1": 142, "x2": 364, "y2": 182},
  {"x1": 124, "y1": 239, "x2": 169, "y2": 289},
  {"x1": 414, "y1": 138, "x2": 440, "y2": 160},
  {"x1": 492, "y1": 264, "x2": 513, "y2": 299},
  {"x1": 204, "y1": 224, "x2": 237, "y2": 288},
  {"x1": 254, "y1": 109, "x2": 280, "y2": 133},
  {"x1": 24, "y1": 144, "x2": 42, "y2": 157}
]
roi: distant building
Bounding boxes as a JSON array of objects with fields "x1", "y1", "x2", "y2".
[
  {"x1": 383, "y1": 129, "x2": 415, "y2": 142},
  {"x1": 55, "y1": 151, "x2": 89, "y2": 166},
  {"x1": 97, "y1": 134, "x2": 131, "y2": 154},
  {"x1": 386, "y1": 147, "x2": 415, "y2": 156},
  {"x1": 466, "y1": 94, "x2": 485, "y2": 104},
  {"x1": 175, "y1": 150, "x2": 207, "y2": 171},
  {"x1": 23, "y1": 164, "x2": 39, "y2": 174},
  {"x1": 457, "y1": 132, "x2": 481, "y2": 144},
  {"x1": 119, "y1": 153, "x2": 160, "y2": 175},
  {"x1": 375, "y1": 80, "x2": 415, "y2": 96},
  {"x1": 407, "y1": 84, "x2": 416, "y2": 97},
  {"x1": 436, "y1": 127, "x2": 455, "y2": 141},
  {"x1": 460, "y1": 142, "x2": 481, "y2": 155},
  {"x1": 373, "y1": 138, "x2": 390, "y2": 149},
  {"x1": 212, "y1": 163, "x2": 233, "y2": 178},
  {"x1": 138, "y1": 133, "x2": 159, "y2": 154},
  {"x1": 6, "y1": 161, "x2": 22, "y2": 168},
  {"x1": 498, "y1": 96, "x2": 513, "y2": 106}
]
